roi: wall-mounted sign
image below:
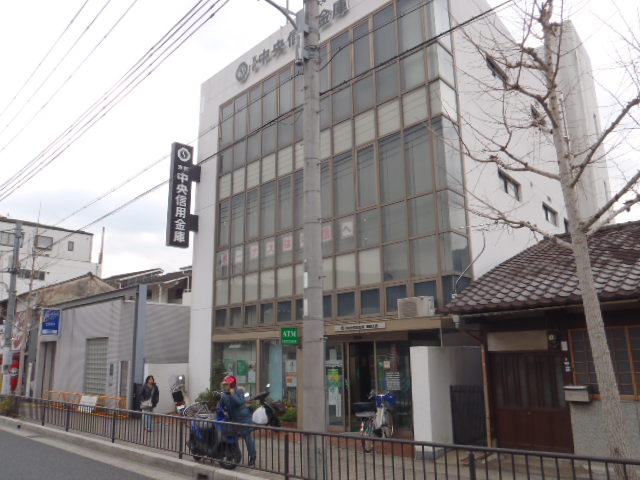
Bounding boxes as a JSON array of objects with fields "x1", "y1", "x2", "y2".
[
  {"x1": 41, "y1": 309, "x2": 61, "y2": 336},
  {"x1": 166, "y1": 143, "x2": 200, "y2": 248},
  {"x1": 334, "y1": 322, "x2": 386, "y2": 333},
  {"x1": 281, "y1": 327, "x2": 300, "y2": 346}
]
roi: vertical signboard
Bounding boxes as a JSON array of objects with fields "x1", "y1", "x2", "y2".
[
  {"x1": 166, "y1": 142, "x2": 200, "y2": 248},
  {"x1": 41, "y1": 309, "x2": 61, "y2": 336}
]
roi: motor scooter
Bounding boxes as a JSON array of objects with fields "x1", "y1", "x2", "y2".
[
  {"x1": 169, "y1": 374, "x2": 188, "y2": 414},
  {"x1": 252, "y1": 384, "x2": 281, "y2": 427}
]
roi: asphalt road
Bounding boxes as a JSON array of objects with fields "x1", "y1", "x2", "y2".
[{"x1": 0, "y1": 426, "x2": 190, "y2": 480}]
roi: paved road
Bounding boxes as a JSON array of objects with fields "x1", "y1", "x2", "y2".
[{"x1": 0, "y1": 426, "x2": 191, "y2": 480}]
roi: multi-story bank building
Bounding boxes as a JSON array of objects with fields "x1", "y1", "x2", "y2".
[{"x1": 189, "y1": 0, "x2": 609, "y2": 439}]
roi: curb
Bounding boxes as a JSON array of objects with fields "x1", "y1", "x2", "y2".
[{"x1": 0, "y1": 415, "x2": 264, "y2": 480}]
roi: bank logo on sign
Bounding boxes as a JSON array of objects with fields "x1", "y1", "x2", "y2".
[
  {"x1": 281, "y1": 327, "x2": 299, "y2": 346},
  {"x1": 41, "y1": 309, "x2": 61, "y2": 336}
]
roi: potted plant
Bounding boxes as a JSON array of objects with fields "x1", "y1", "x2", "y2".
[{"x1": 280, "y1": 406, "x2": 297, "y2": 429}]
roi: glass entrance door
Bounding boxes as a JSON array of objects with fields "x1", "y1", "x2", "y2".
[
  {"x1": 326, "y1": 344, "x2": 345, "y2": 428},
  {"x1": 347, "y1": 342, "x2": 375, "y2": 432}
]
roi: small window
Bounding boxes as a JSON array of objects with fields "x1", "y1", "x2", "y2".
[
  {"x1": 564, "y1": 218, "x2": 570, "y2": 233},
  {"x1": 68, "y1": 241, "x2": 74, "y2": 251},
  {"x1": 498, "y1": 170, "x2": 520, "y2": 200},
  {"x1": 543, "y1": 204, "x2": 558, "y2": 226},
  {"x1": 485, "y1": 56, "x2": 507, "y2": 86},
  {"x1": 35, "y1": 235, "x2": 53, "y2": 250}
]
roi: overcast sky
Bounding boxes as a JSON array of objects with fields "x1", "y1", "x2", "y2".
[{"x1": 0, "y1": 0, "x2": 636, "y2": 278}]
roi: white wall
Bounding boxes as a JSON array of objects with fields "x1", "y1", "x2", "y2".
[
  {"x1": 145, "y1": 362, "x2": 189, "y2": 415},
  {"x1": 410, "y1": 346, "x2": 482, "y2": 450}
]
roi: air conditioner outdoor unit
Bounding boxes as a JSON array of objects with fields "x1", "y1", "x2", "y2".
[{"x1": 397, "y1": 296, "x2": 435, "y2": 318}]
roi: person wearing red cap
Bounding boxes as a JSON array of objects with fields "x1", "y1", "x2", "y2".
[{"x1": 218, "y1": 374, "x2": 256, "y2": 466}]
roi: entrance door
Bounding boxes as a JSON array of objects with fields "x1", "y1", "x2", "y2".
[
  {"x1": 348, "y1": 342, "x2": 375, "y2": 431},
  {"x1": 490, "y1": 352, "x2": 573, "y2": 453}
]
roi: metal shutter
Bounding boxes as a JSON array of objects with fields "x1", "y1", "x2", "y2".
[{"x1": 84, "y1": 338, "x2": 108, "y2": 395}]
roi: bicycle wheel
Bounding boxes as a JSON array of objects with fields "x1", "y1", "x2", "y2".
[
  {"x1": 360, "y1": 418, "x2": 376, "y2": 453},
  {"x1": 182, "y1": 402, "x2": 210, "y2": 417},
  {"x1": 218, "y1": 442, "x2": 241, "y2": 470},
  {"x1": 380, "y1": 410, "x2": 394, "y2": 438}
]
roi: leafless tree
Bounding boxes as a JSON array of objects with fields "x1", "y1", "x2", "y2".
[{"x1": 453, "y1": 0, "x2": 640, "y2": 472}]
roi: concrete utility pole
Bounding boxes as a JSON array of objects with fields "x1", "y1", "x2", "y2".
[
  {"x1": 2, "y1": 222, "x2": 22, "y2": 394},
  {"x1": 301, "y1": 0, "x2": 327, "y2": 476}
]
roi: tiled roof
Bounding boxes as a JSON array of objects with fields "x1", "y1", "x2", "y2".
[{"x1": 445, "y1": 220, "x2": 640, "y2": 315}]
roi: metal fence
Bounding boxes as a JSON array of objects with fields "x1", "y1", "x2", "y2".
[{"x1": 2, "y1": 395, "x2": 640, "y2": 480}]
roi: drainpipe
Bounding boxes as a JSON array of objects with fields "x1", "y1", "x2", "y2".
[{"x1": 131, "y1": 284, "x2": 147, "y2": 410}]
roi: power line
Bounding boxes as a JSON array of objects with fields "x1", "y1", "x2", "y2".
[{"x1": 0, "y1": 0, "x2": 226, "y2": 202}]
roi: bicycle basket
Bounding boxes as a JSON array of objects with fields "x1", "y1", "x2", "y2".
[
  {"x1": 376, "y1": 393, "x2": 397, "y2": 408},
  {"x1": 352, "y1": 401, "x2": 376, "y2": 414}
]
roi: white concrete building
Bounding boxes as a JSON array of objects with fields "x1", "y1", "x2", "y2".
[
  {"x1": 187, "y1": 0, "x2": 609, "y2": 439},
  {"x1": 0, "y1": 217, "x2": 100, "y2": 301}
]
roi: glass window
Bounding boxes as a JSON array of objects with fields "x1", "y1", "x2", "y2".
[
  {"x1": 354, "y1": 76, "x2": 374, "y2": 114},
  {"x1": 260, "y1": 303, "x2": 274, "y2": 323},
  {"x1": 261, "y1": 269, "x2": 275, "y2": 299},
  {"x1": 332, "y1": 31, "x2": 350, "y2": 87},
  {"x1": 320, "y1": 129, "x2": 332, "y2": 160},
  {"x1": 398, "y1": 0, "x2": 424, "y2": 51},
  {"x1": 406, "y1": 125, "x2": 433, "y2": 194},
  {"x1": 434, "y1": 117, "x2": 463, "y2": 190},
  {"x1": 233, "y1": 141, "x2": 246, "y2": 169},
  {"x1": 247, "y1": 132, "x2": 260, "y2": 163},
  {"x1": 215, "y1": 279, "x2": 228, "y2": 306},
  {"x1": 383, "y1": 242, "x2": 408, "y2": 281},
  {"x1": 230, "y1": 276, "x2": 242, "y2": 304},
  {"x1": 415, "y1": 280, "x2": 437, "y2": 306},
  {"x1": 336, "y1": 253, "x2": 356, "y2": 289},
  {"x1": 376, "y1": 62, "x2": 398, "y2": 103},
  {"x1": 246, "y1": 190, "x2": 259, "y2": 239},
  {"x1": 214, "y1": 341, "x2": 257, "y2": 396},
  {"x1": 234, "y1": 94, "x2": 247, "y2": 140},
  {"x1": 336, "y1": 216, "x2": 356, "y2": 252},
  {"x1": 321, "y1": 163, "x2": 332, "y2": 218},
  {"x1": 322, "y1": 221, "x2": 334, "y2": 256},
  {"x1": 218, "y1": 199, "x2": 230, "y2": 245},
  {"x1": 295, "y1": 263, "x2": 304, "y2": 295},
  {"x1": 245, "y1": 305, "x2": 257, "y2": 325},
  {"x1": 333, "y1": 120, "x2": 353, "y2": 154},
  {"x1": 401, "y1": 50, "x2": 425, "y2": 91},
  {"x1": 262, "y1": 153, "x2": 276, "y2": 182},
  {"x1": 245, "y1": 272, "x2": 258, "y2": 301},
  {"x1": 378, "y1": 99, "x2": 401, "y2": 137},
  {"x1": 430, "y1": 80, "x2": 457, "y2": 120},
  {"x1": 278, "y1": 146, "x2": 293, "y2": 176},
  {"x1": 249, "y1": 85, "x2": 261, "y2": 132},
  {"x1": 374, "y1": 5, "x2": 397, "y2": 64},
  {"x1": 323, "y1": 256, "x2": 334, "y2": 290},
  {"x1": 280, "y1": 68, "x2": 293, "y2": 114},
  {"x1": 359, "y1": 248, "x2": 381, "y2": 284},
  {"x1": 355, "y1": 110, "x2": 375, "y2": 146},
  {"x1": 439, "y1": 190, "x2": 466, "y2": 232},
  {"x1": 428, "y1": 44, "x2": 455, "y2": 85},
  {"x1": 261, "y1": 237, "x2": 276, "y2": 269},
  {"x1": 320, "y1": 96, "x2": 332, "y2": 130},
  {"x1": 295, "y1": 298, "x2": 304, "y2": 320},
  {"x1": 354, "y1": 22, "x2": 371, "y2": 75},
  {"x1": 334, "y1": 153, "x2": 354, "y2": 216},
  {"x1": 379, "y1": 133, "x2": 404, "y2": 203},
  {"x1": 232, "y1": 246, "x2": 244, "y2": 276},
  {"x1": 262, "y1": 123, "x2": 276, "y2": 155},
  {"x1": 440, "y1": 232, "x2": 470, "y2": 273},
  {"x1": 278, "y1": 266, "x2": 293, "y2": 297},
  {"x1": 428, "y1": 0, "x2": 451, "y2": 47},
  {"x1": 337, "y1": 292, "x2": 355, "y2": 317},
  {"x1": 295, "y1": 230, "x2": 304, "y2": 263},
  {"x1": 221, "y1": 117, "x2": 233, "y2": 146},
  {"x1": 403, "y1": 88, "x2": 428, "y2": 126},
  {"x1": 218, "y1": 173, "x2": 231, "y2": 199},
  {"x1": 332, "y1": 86, "x2": 352, "y2": 123},
  {"x1": 279, "y1": 177, "x2": 292, "y2": 230},
  {"x1": 443, "y1": 275, "x2": 470, "y2": 305},
  {"x1": 409, "y1": 194, "x2": 435, "y2": 236},
  {"x1": 412, "y1": 236, "x2": 438, "y2": 276},
  {"x1": 295, "y1": 109, "x2": 303, "y2": 141},
  {"x1": 357, "y1": 146, "x2": 376, "y2": 207},
  {"x1": 261, "y1": 181, "x2": 276, "y2": 236},
  {"x1": 361, "y1": 289, "x2": 380, "y2": 314},
  {"x1": 232, "y1": 167, "x2": 245, "y2": 195},
  {"x1": 230, "y1": 307, "x2": 242, "y2": 326},
  {"x1": 278, "y1": 233, "x2": 294, "y2": 265},
  {"x1": 323, "y1": 295, "x2": 332, "y2": 318},
  {"x1": 216, "y1": 250, "x2": 230, "y2": 277},
  {"x1": 294, "y1": 170, "x2": 303, "y2": 227},
  {"x1": 278, "y1": 116, "x2": 293, "y2": 149},
  {"x1": 278, "y1": 301, "x2": 292, "y2": 322},
  {"x1": 358, "y1": 209, "x2": 380, "y2": 247},
  {"x1": 263, "y1": 76, "x2": 277, "y2": 123},
  {"x1": 230, "y1": 194, "x2": 244, "y2": 245},
  {"x1": 383, "y1": 202, "x2": 407, "y2": 243},
  {"x1": 215, "y1": 309, "x2": 227, "y2": 328},
  {"x1": 219, "y1": 148, "x2": 232, "y2": 174},
  {"x1": 386, "y1": 284, "x2": 407, "y2": 312},
  {"x1": 246, "y1": 161, "x2": 260, "y2": 189}
]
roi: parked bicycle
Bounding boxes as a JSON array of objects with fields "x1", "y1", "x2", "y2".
[{"x1": 354, "y1": 390, "x2": 396, "y2": 453}]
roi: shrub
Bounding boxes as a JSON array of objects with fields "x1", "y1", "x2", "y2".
[
  {"x1": 280, "y1": 406, "x2": 297, "y2": 423},
  {"x1": 195, "y1": 389, "x2": 220, "y2": 411},
  {"x1": 210, "y1": 360, "x2": 228, "y2": 391},
  {"x1": 0, "y1": 396, "x2": 18, "y2": 417}
]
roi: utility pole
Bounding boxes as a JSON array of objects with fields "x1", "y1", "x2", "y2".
[
  {"x1": 301, "y1": 0, "x2": 326, "y2": 477},
  {"x1": 2, "y1": 221, "x2": 22, "y2": 394}
]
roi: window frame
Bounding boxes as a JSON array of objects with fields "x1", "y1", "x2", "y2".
[
  {"x1": 543, "y1": 203, "x2": 558, "y2": 226},
  {"x1": 498, "y1": 170, "x2": 521, "y2": 201}
]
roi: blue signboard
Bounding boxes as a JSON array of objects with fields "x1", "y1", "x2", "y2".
[{"x1": 41, "y1": 309, "x2": 61, "y2": 336}]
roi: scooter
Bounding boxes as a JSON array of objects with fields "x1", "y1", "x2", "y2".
[
  {"x1": 169, "y1": 374, "x2": 188, "y2": 415},
  {"x1": 185, "y1": 393, "x2": 243, "y2": 469},
  {"x1": 252, "y1": 384, "x2": 281, "y2": 427}
]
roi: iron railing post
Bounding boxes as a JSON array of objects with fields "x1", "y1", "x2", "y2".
[
  {"x1": 178, "y1": 419, "x2": 184, "y2": 459},
  {"x1": 284, "y1": 432, "x2": 290, "y2": 480},
  {"x1": 111, "y1": 409, "x2": 117, "y2": 443},
  {"x1": 65, "y1": 404, "x2": 71, "y2": 432},
  {"x1": 40, "y1": 400, "x2": 46, "y2": 426},
  {"x1": 468, "y1": 452, "x2": 477, "y2": 480}
]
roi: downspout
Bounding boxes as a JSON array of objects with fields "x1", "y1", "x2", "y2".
[{"x1": 130, "y1": 284, "x2": 147, "y2": 410}]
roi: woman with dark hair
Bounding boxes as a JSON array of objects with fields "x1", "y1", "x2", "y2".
[{"x1": 140, "y1": 375, "x2": 159, "y2": 432}]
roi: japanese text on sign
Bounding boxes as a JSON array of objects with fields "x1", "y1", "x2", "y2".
[{"x1": 166, "y1": 143, "x2": 200, "y2": 248}]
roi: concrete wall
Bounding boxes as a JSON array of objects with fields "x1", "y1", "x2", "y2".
[
  {"x1": 410, "y1": 346, "x2": 482, "y2": 450},
  {"x1": 570, "y1": 400, "x2": 640, "y2": 459},
  {"x1": 144, "y1": 362, "x2": 189, "y2": 415}
]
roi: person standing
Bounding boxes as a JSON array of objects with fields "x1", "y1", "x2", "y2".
[
  {"x1": 140, "y1": 375, "x2": 159, "y2": 432},
  {"x1": 218, "y1": 375, "x2": 256, "y2": 466}
]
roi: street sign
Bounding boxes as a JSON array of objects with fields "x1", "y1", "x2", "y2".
[
  {"x1": 281, "y1": 327, "x2": 299, "y2": 346},
  {"x1": 41, "y1": 309, "x2": 61, "y2": 336}
]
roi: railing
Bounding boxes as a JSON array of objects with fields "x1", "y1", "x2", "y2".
[
  {"x1": 43, "y1": 391, "x2": 126, "y2": 410},
  {"x1": 2, "y1": 394, "x2": 640, "y2": 480}
]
